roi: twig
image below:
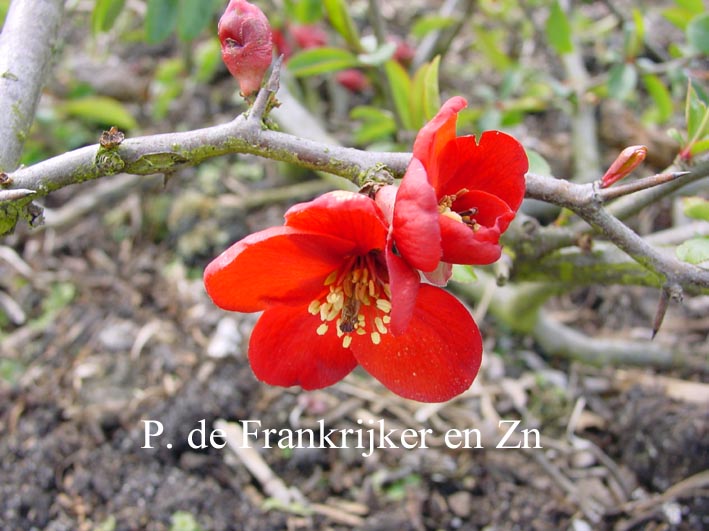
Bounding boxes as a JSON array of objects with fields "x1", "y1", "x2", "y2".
[
  {"x1": 598, "y1": 171, "x2": 690, "y2": 202},
  {"x1": 215, "y1": 419, "x2": 303, "y2": 506},
  {"x1": 560, "y1": 32, "x2": 601, "y2": 183},
  {"x1": 607, "y1": 155, "x2": 709, "y2": 221},
  {"x1": 525, "y1": 173, "x2": 709, "y2": 292},
  {"x1": 0, "y1": 0, "x2": 64, "y2": 171},
  {"x1": 533, "y1": 310, "x2": 676, "y2": 366},
  {"x1": 0, "y1": 189, "x2": 36, "y2": 202},
  {"x1": 614, "y1": 470, "x2": 709, "y2": 528},
  {"x1": 4, "y1": 96, "x2": 708, "y2": 295},
  {"x1": 248, "y1": 56, "x2": 283, "y2": 126}
]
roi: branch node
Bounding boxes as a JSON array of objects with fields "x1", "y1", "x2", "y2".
[{"x1": 247, "y1": 55, "x2": 283, "y2": 126}]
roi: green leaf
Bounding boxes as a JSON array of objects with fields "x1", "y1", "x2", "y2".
[
  {"x1": 0, "y1": 359, "x2": 25, "y2": 385},
  {"x1": 667, "y1": 127, "x2": 685, "y2": 146},
  {"x1": 146, "y1": 0, "x2": 179, "y2": 44},
  {"x1": 662, "y1": 0, "x2": 704, "y2": 29},
  {"x1": 357, "y1": 41, "x2": 397, "y2": 66},
  {"x1": 421, "y1": 55, "x2": 441, "y2": 121},
  {"x1": 451, "y1": 264, "x2": 478, "y2": 284},
  {"x1": 194, "y1": 38, "x2": 222, "y2": 83},
  {"x1": 350, "y1": 106, "x2": 397, "y2": 144},
  {"x1": 682, "y1": 197, "x2": 709, "y2": 221},
  {"x1": 323, "y1": 0, "x2": 362, "y2": 52},
  {"x1": 92, "y1": 0, "x2": 126, "y2": 34},
  {"x1": 170, "y1": 511, "x2": 203, "y2": 531},
  {"x1": 608, "y1": 63, "x2": 637, "y2": 101},
  {"x1": 686, "y1": 82, "x2": 709, "y2": 140},
  {"x1": 384, "y1": 60, "x2": 414, "y2": 130},
  {"x1": 676, "y1": 237, "x2": 709, "y2": 265},
  {"x1": 0, "y1": 0, "x2": 9, "y2": 28},
  {"x1": 546, "y1": 0, "x2": 574, "y2": 55},
  {"x1": 687, "y1": 13, "x2": 709, "y2": 54},
  {"x1": 690, "y1": 137, "x2": 709, "y2": 156},
  {"x1": 525, "y1": 149, "x2": 552, "y2": 176},
  {"x1": 58, "y1": 96, "x2": 138, "y2": 130},
  {"x1": 410, "y1": 57, "x2": 441, "y2": 127},
  {"x1": 177, "y1": 0, "x2": 214, "y2": 41},
  {"x1": 473, "y1": 27, "x2": 512, "y2": 70},
  {"x1": 642, "y1": 74, "x2": 674, "y2": 124},
  {"x1": 290, "y1": 0, "x2": 324, "y2": 24},
  {"x1": 623, "y1": 9, "x2": 645, "y2": 59},
  {"x1": 287, "y1": 47, "x2": 360, "y2": 77},
  {"x1": 411, "y1": 15, "x2": 456, "y2": 39},
  {"x1": 676, "y1": 0, "x2": 705, "y2": 15}
]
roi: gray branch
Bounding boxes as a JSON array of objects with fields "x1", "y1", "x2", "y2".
[
  {"x1": 0, "y1": 0, "x2": 64, "y2": 172},
  {"x1": 3, "y1": 87, "x2": 708, "y2": 294}
]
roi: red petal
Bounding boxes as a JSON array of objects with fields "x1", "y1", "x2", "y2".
[
  {"x1": 385, "y1": 242, "x2": 420, "y2": 335},
  {"x1": 249, "y1": 305, "x2": 358, "y2": 390},
  {"x1": 285, "y1": 191, "x2": 388, "y2": 254},
  {"x1": 423, "y1": 261, "x2": 453, "y2": 286},
  {"x1": 204, "y1": 226, "x2": 355, "y2": 312},
  {"x1": 413, "y1": 97, "x2": 468, "y2": 190},
  {"x1": 436, "y1": 132, "x2": 528, "y2": 211},
  {"x1": 374, "y1": 184, "x2": 397, "y2": 225},
  {"x1": 453, "y1": 189, "x2": 516, "y2": 234},
  {"x1": 392, "y1": 158, "x2": 441, "y2": 272},
  {"x1": 351, "y1": 285, "x2": 482, "y2": 402},
  {"x1": 439, "y1": 215, "x2": 503, "y2": 265}
]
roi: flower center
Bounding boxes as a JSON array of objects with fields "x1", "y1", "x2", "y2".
[
  {"x1": 439, "y1": 188, "x2": 480, "y2": 231},
  {"x1": 307, "y1": 253, "x2": 392, "y2": 348}
]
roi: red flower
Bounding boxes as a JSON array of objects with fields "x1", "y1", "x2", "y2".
[
  {"x1": 204, "y1": 191, "x2": 482, "y2": 402},
  {"x1": 378, "y1": 97, "x2": 528, "y2": 281},
  {"x1": 218, "y1": 0, "x2": 274, "y2": 96}
]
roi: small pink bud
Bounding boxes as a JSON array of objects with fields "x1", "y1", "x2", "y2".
[
  {"x1": 290, "y1": 24, "x2": 328, "y2": 50},
  {"x1": 218, "y1": 0, "x2": 273, "y2": 97},
  {"x1": 601, "y1": 145, "x2": 647, "y2": 188},
  {"x1": 390, "y1": 37, "x2": 415, "y2": 66},
  {"x1": 335, "y1": 69, "x2": 370, "y2": 93},
  {"x1": 271, "y1": 27, "x2": 293, "y2": 60}
]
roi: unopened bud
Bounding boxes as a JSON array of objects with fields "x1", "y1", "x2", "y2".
[
  {"x1": 335, "y1": 69, "x2": 370, "y2": 93},
  {"x1": 218, "y1": 0, "x2": 273, "y2": 97},
  {"x1": 290, "y1": 24, "x2": 328, "y2": 50},
  {"x1": 601, "y1": 145, "x2": 647, "y2": 188}
]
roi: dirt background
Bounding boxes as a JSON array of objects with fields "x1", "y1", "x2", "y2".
[{"x1": 1, "y1": 1, "x2": 708, "y2": 530}]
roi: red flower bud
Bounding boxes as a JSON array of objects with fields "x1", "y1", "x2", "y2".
[
  {"x1": 335, "y1": 69, "x2": 370, "y2": 93},
  {"x1": 601, "y1": 145, "x2": 647, "y2": 188},
  {"x1": 391, "y1": 37, "x2": 415, "y2": 66},
  {"x1": 290, "y1": 24, "x2": 328, "y2": 50},
  {"x1": 218, "y1": 0, "x2": 273, "y2": 97},
  {"x1": 271, "y1": 27, "x2": 293, "y2": 60}
]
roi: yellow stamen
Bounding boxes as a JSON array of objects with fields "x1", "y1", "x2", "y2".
[
  {"x1": 324, "y1": 270, "x2": 338, "y2": 285},
  {"x1": 316, "y1": 323, "x2": 329, "y2": 335},
  {"x1": 376, "y1": 299, "x2": 392, "y2": 313},
  {"x1": 308, "y1": 300, "x2": 321, "y2": 315}
]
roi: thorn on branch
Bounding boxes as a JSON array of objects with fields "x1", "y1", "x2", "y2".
[
  {"x1": 0, "y1": 188, "x2": 36, "y2": 202},
  {"x1": 599, "y1": 171, "x2": 691, "y2": 202},
  {"x1": 652, "y1": 283, "x2": 683, "y2": 339}
]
